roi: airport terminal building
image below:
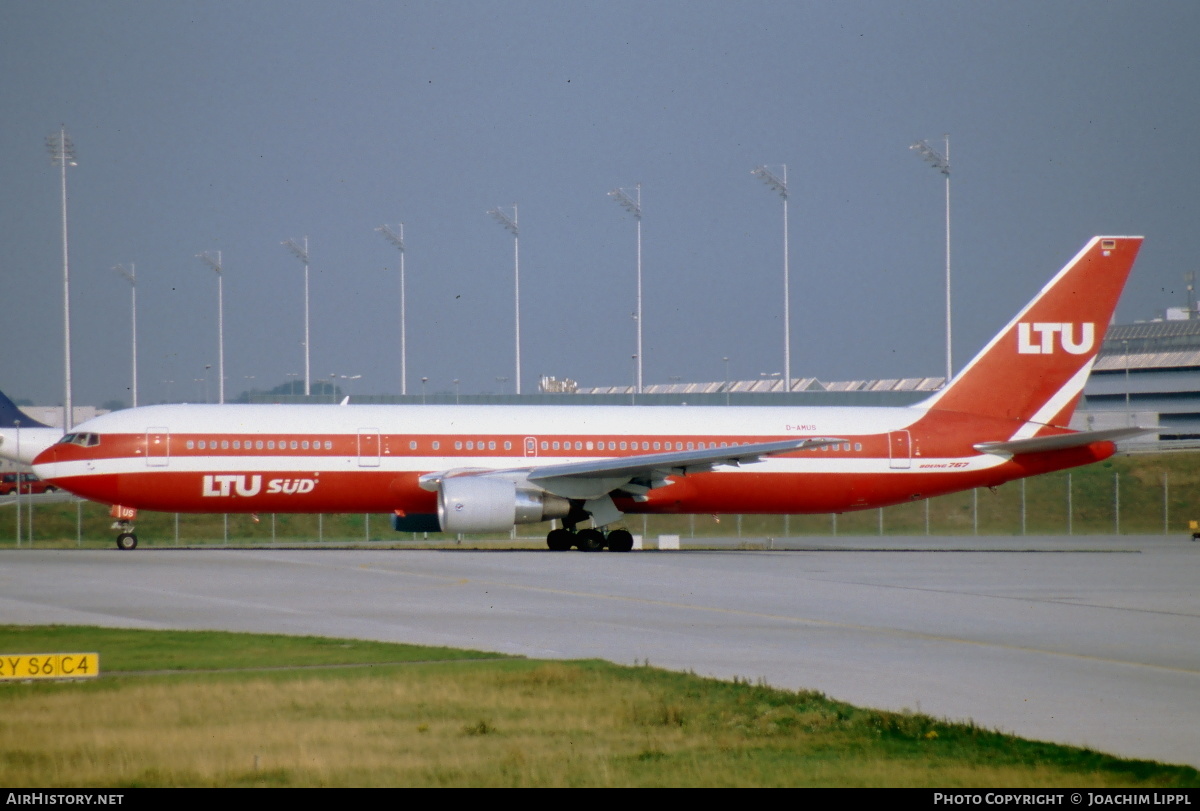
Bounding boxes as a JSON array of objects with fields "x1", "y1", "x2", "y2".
[
  {"x1": 1080, "y1": 319, "x2": 1200, "y2": 442},
  {"x1": 564, "y1": 318, "x2": 1200, "y2": 447}
]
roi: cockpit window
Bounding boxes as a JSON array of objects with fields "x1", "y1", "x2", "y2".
[{"x1": 57, "y1": 432, "x2": 101, "y2": 447}]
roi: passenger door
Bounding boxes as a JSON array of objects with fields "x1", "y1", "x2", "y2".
[
  {"x1": 146, "y1": 428, "x2": 170, "y2": 467},
  {"x1": 358, "y1": 428, "x2": 381, "y2": 467}
]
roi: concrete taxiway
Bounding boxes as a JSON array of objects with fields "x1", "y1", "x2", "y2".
[{"x1": 0, "y1": 534, "x2": 1197, "y2": 768}]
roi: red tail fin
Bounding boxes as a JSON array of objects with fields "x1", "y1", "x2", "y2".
[{"x1": 920, "y1": 236, "x2": 1143, "y2": 433}]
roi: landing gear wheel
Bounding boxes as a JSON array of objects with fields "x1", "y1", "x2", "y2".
[
  {"x1": 116, "y1": 533, "x2": 138, "y2": 551},
  {"x1": 546, "y1": 528, "x2": 573, "y2": 551},
  {"x1": 576, "y1": 528, "x2": 606, "y2": 552},
  {"x1": 607, "y1": 529, "x2": 634, "y2": 552}
]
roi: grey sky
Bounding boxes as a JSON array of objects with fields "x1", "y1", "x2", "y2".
[{"x1": 2, "y1": 1, "x2": 1197, "y2": 407}]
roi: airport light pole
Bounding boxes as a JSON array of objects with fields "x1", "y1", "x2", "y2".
[
  {"x1": 283, "y1": 237, "x2": 311, "y2": 396},
  {"x1": 46, "y1": 127, "x2": 77, "y2": 429},
  {"x1": 760, "y1": 371, "x2": 781, "y2": 392},
  {"x1": 723, "y1": 356, "x2": 730, "y2": 405},
  {"x1": 609, "y1": 183, "x2": 643, "y2": 393},
  {"x1": 163, "y1": 352, "x2": 177, "y2": 403},
  {"x1": 488, "y1": 205, "x2": 521, "y2": 394},
  {"x1": 376, "y1": 223, "x2": 408, "y2": 395},
  {"x1": 910, "y1": 135, "x2": 952, "y2": 383},
  {"x1": 113, "y1": 264, "x2": 138, "y2": 406},
  {"x1": 338, "y1": 374, "x2": 361, "y2": 398},
  {"x1": 752, "y1": 166, "x2": 791, "y2": 392},
  {"x1": 197, "y1": 251, "x2": 225, "y2": 404},
  {"x1": 14, "y1": 420, "x2": 20, "y2": 547},
  {"x1": 1124, "y1": 340, "x2": 1131, "y2": 426}
]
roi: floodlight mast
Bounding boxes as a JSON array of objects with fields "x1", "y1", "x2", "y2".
[
  {"x1": 113, "y1": 264, "x2": 138, "y2": 407},
  {"x1": 751, "y1": 165, "x2": 790, "y2": 391},
  {"x1": 283, "y1": 237, "x2": 311, "y2": 396},
  {"x1": 46, "y1": 127, "x2": 77, "y2": 429},
  {"x1": 608, "y1": 183, "x2": 643, "y2": 393},
  {"x1": 197, "y1": 251, "x2": 225, "y2": 404},
  {"x1": 376, "y1": 223, "x2": 408, "y2": 396},
  {"x1": 488, "y1": 204, "x2": 521, "y2": 394},
  {"x1": 910, "y1": 135, "x2": 952, "y2": 383}
]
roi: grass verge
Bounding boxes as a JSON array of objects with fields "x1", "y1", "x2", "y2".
[{"x1": 0, "y1": 625, "x2": 1196, "y2": 788}]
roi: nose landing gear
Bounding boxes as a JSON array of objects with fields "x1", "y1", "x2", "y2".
[
  {"x1": 109, "y1": 505, "x2": 139, "y2": 550},
  {"x1": 113, "y1": 521, "x2": 138, "y2": 550}
]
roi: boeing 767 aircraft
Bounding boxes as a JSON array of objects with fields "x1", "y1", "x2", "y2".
[{"x1": 27, "y1": 236, "x2": 1145, "y2": 550}]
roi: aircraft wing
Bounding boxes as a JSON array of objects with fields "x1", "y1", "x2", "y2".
[
  {"x1": 418, "y1": 437, "x2": 844, "y2": 501},
  {"x1": 529, "y1": 438, "x2": 838, "y2": 481},
  {"x1": 974, "y1": 427, "x2": 1152, "y2": 456},
  {"x1": 525, "y1": 437, "x2": 845, "y2": 501}
]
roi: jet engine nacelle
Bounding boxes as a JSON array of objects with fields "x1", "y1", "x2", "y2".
[{"x1": 437, "y1": 476, "x2": 571, "y2": 533}]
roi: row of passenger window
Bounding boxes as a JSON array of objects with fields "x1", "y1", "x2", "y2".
[
  {"x1": 541, "y1": 440, "x2": 709, "y2": 452},
  {"x1": 186, "y1": 439, "x2": 334, "y2": 451},
  {"x1": 443, "y1": 439, "x2": 732, "y2": 453},
  {"x1": 452, "y1": 440, "x2": 507, "y2": 451},
  {"x1": 442, "y1": 439, "x2": 864, "y2": 453},
  {"x1": 181, "y1": 437, "x2": 864, "y2": 454}
]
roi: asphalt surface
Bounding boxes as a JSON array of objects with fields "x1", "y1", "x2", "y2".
[{"x1": 1, "y1": 534, "x2": 1197, "y2": 769}]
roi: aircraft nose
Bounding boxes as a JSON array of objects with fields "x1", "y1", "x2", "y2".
[{"x1": 31, "y1": 445, "x2": 58, "y2": 482}]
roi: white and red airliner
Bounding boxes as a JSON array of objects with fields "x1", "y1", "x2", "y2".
[{"x1": 29, "y1": 236, "x2": 1145, "y2": 551}]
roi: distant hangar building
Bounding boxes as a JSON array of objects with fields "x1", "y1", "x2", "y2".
[
  {"x1": 558, "y1": 318, "x2": 1200, "y2": 447},
  {"x1": 1079, "y1": 319, "x2": 1200, "y2": 442}
]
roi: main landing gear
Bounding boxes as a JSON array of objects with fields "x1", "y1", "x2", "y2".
[{"x1": 545, "y1": 526, "x2": 635, "y2": 553}]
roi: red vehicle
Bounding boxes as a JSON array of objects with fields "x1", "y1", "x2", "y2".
[{"x1": 0, "y1": 472, "x2": 57, "y2": 496}]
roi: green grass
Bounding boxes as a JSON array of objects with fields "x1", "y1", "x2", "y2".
[
  {"x1": 0, "y1": 626, "x2": 1196, "y2": 787},
  {"x1": 0, "y1": 625, "x2": 507, "y2": 672}
]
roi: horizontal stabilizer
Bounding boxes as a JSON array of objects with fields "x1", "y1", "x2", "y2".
[{"x1": 974, "y1": 427, "x2": 1151, "y2": 456}]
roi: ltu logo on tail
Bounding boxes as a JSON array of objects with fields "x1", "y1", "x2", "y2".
[{"x1": 1017, "y1": 322, "x2": 1094, "y2": 355}]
